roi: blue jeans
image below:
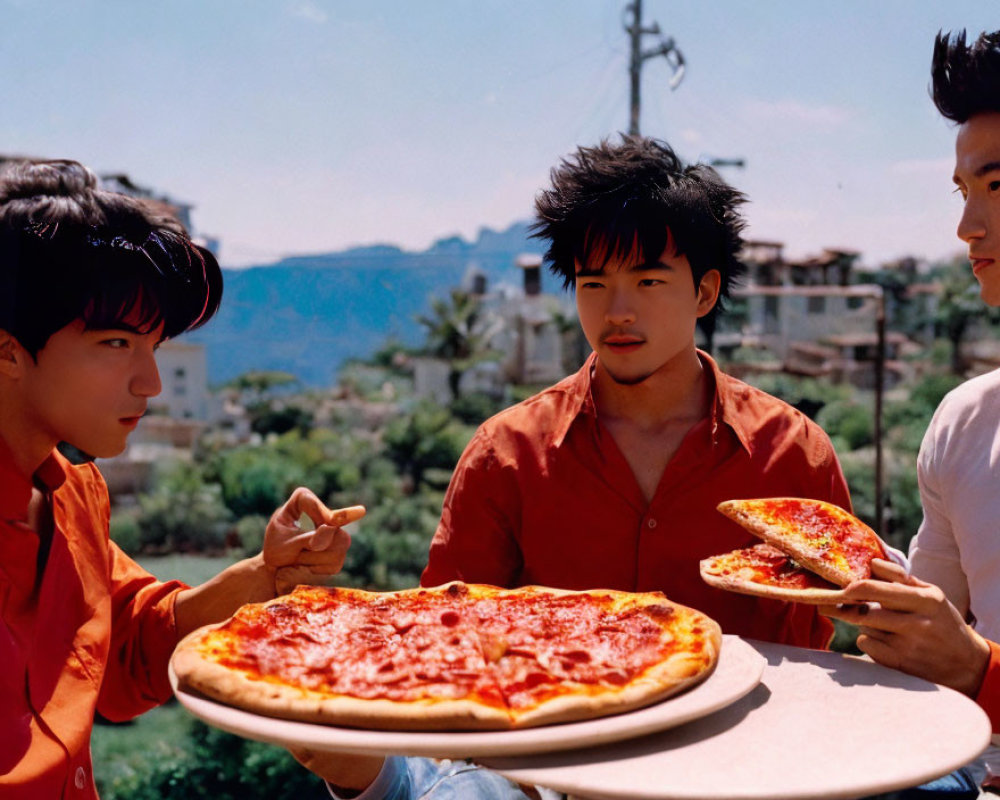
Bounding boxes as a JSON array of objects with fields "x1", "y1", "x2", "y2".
[
  {"x1": 338, "y1": 756, "x2": 533, "y2": 800},
  {"x1": 863, "y1": 766, "x2": 981, "y2": 799}
]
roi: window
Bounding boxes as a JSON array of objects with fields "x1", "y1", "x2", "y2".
[{"x1": 807, "y1": 296, "x2": 826, "y2": 314}]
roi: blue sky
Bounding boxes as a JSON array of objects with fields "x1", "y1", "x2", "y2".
[{"x1": 1, "y1": 1, "x2": 996, "y2": 268}]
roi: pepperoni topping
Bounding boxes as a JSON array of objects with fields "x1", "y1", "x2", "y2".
[{"x1": 197, "y1": 583, "x2": 709, "y2": 717}]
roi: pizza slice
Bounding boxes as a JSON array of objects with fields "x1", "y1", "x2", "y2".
[
  {"x1": 700, "y1": 543, "x2": 848, "y2": 605},
  {"x1": 715, "y1": 497, "x2": 886, "y2": 587},
  {"x1": 469, "y1": 585, "x2": 721, "y2": 728}
]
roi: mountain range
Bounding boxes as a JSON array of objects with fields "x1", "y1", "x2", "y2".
[{"x1": 186, "y1": 221, "x2": 545, "y2": 387}]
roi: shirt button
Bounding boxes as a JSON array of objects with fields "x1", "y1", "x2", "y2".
[
  {"x1": 647, "y1": 518, "x2": 657, "y2": 529},
  {"x1": 74, "y1": 767, "x2": 86, "y2": 790}
]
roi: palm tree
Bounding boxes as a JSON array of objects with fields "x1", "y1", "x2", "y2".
[{"x1": 416, "y1": 289, "x2": 500, "y2": 400}]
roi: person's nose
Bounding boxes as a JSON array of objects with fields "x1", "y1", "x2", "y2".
[
  {"x1": 132, "y1": 348, "x2": 162, "y2": 398},
  {"x1": 957, "y1": 193, "x2": 987, "y2": 244},
  {"x1": 605, "y1": 286, "x2": 637, "y2": 326}
]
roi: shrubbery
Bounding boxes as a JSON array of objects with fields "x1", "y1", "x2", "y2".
[{"x1": 102, "y1": 722, "x2": 320, "y2": 800}]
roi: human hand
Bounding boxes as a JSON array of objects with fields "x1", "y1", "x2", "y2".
[
  {"x1": 262, "y1": 487, "x2": 365, "y2": 594},
  {"x1": 820, "y1": 558, "x2": 990, "y2": 697},
  {"x1": 289, "y1": 748, "x2": 386, "y2": 794}
]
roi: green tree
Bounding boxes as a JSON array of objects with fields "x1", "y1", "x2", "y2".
[
  {"x1": 932, "y1": 258, "x2": 1000, "y2": 373},
  {"x1": 213, "y1": 446, "x2": 308, "y2": 518},
  {"x1": 382, "y1": 402, "x2": 471, "y2": 489},
  {"x1": 135, "y1": 463, "x2": 233, "y2": 553},
  {"x1": 247, "y1": 402, "x2": 314, "y2": 437},
  {"x1": 816, "y1": 399, "x2": 874, "y2": 452}
]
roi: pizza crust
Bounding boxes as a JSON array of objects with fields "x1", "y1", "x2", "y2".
[
  {"x1": 174, "y1": 637, "x2": 511, "y2": 730},
  {"x1": 699, "y1": 566, "x2": 850, "y2": 605}
]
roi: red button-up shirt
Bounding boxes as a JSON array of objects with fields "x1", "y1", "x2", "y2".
[
  {"x1": 423, "y1": 352, "x2": 851, "y2": 648},
  {"x1": 0, "y1": 440, "x2": 184, "y2": 799}
]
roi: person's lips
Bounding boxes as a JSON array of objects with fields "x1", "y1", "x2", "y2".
[
  {"x1": 602, "y1": 334, "x2": 645, "y2": 353},
  {"x1": 119, "y1": 412, "x2": 145, "y2": 428},
  {"x1": 971, "y1": 256, "x2": 996, "y2": 276}
]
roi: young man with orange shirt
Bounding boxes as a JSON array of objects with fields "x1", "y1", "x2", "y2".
[
  {"x1": 421, "y1": 136, "x2": 854, "y2": 649},
  {"x1": 0, "y1": 159, "x2": 357, "y2": 799}
]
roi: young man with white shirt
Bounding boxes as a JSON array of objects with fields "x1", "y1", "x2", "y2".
[{"x1": 824, "y1": 28, "x2": 1000, "y2": 795}]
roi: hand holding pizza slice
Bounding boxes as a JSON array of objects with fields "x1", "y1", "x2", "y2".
[{"x1": 700, "y1": 497, "x2": 888, "y2": 604}]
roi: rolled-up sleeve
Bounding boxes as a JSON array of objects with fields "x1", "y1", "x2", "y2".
[{"x1": 96, "y1": 542, "x2": 187, "y2": 721}]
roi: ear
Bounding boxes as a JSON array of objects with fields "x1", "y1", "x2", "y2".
[
  {"x1": 0, "y1": 329, "x2": 27, "y2": 379},
  {"x1": 695, "y1": 270, "x2": 721, "y2": 318}
]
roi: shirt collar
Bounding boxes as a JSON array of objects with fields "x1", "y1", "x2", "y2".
[
  {"x1": 0, "y1": 436, "x2": 68, "y2": 521},
  {"x1": 701, "y1": 350, "x2": 755, "y2": 456},
  {"x1": 548, "y1": 353, "x2": 598, "y2": 449},
  {"x1": 551, "y1": 349, "x2": 755, "y2": 456}
]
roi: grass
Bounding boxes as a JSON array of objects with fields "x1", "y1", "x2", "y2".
[{"x1": 136, "y1": 552, "x2": 242, "y2": 585}]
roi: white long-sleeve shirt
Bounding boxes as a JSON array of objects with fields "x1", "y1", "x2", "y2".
[
  {"x1": 911, "y1": 368, "x2": 1000, "y2": 643},
  {"x1": 910, "y1": 367, "x2": 1000, "y2": 773}
]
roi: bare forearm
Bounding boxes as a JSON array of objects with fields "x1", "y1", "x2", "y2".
[{"x1": 174, "y1": 554, "x2": 276, "y2": 638}]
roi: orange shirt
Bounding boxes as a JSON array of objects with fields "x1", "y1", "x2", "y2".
[
  {"x1": 0, "y1": 440, "x2": 184, "y2": 799},
  {"x1": 423, "y1": 352, "x2": 851, "y2": 648},
  {"x1": 978, "y1": 640, "x2": 1000, "y2": 734}
]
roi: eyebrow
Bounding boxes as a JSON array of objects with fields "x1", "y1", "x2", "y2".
[
  {"x1": 575, "y1": 259, "x2": 676, "y2": 278},
  {"x1": 954, "y1": 160, "x2": 1000, "y2": 185}
]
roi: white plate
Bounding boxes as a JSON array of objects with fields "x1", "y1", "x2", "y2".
[{"x1": 170, "y1": 635, "x2": 764, "y2": 758}]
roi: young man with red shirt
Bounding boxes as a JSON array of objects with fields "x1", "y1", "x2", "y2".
[
  {"x1": 0, "y1": 159, "x2": 357, "y2": 799},
  {"x1": 422, "y1": 136, "x2": 854, "y2": 648}
]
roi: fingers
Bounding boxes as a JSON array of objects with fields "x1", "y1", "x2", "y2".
[
  {"x1": 267, "y1": 527, "x2": 352, "y2": 572},
  {"x1": 326, "y1": 505, "x2": 366, "y2": 527},
  {"x1": 264, "y1": 489, "x2": 366, "y2": 590},
  {"x1": 854, "y1": 628, "x2": 900, "y2": 669},
  {"x1": 836, "y1": 577, "x2": 936, "y2": 613},
  {"x1": 274, "y1": 487, "x2": 366, "y2": 528},
  {"x1": 289, "y1": 747, "x2": 385, "y2": 789},
  {"x1": 868, "y1": 558, "x2": 910, "y2": 582},
  {"x1": 822, "y1": 602, "x2": 914, "y2": 635},
  {"x1": 291, "y1": 488, "x2": 364, "y2": 529}
]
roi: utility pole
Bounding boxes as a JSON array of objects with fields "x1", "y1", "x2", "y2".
[{"x1": 624, "y1": 0, "x2": 685, "y2": 135}]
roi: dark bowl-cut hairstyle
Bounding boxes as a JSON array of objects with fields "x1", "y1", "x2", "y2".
[
  {"x1": 932, "y1": 29, "x2": 1000, "y2": 123},
  {"x1": 531, "y1": 135, "x2": 747, "y2": 317},
  {"x1": 0, "y1": 159, "x2": 222, "y2": 358}
]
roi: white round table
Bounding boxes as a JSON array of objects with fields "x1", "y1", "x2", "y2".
[{"x1": 480, "y1": 640, "x2": 993, "y2": 800}]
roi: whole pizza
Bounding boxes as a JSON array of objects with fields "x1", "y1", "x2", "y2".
[{"x1": 171, "y1": 581, "x2": 722, "y2": 731}]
